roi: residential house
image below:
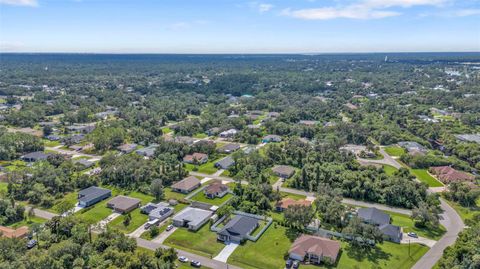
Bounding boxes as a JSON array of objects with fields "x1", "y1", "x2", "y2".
[
  {"x1": 272, "y1": 165, "x2": 295, "y2": 179},
  {"x1": 217, "y1": 215, "x2": 258, "y2": 244},
  {"x1": 117, "y1": 143, "x2": 137, "y2": 154},
  {"x1": 379, "y1": 224, "x2": 403, "y2": 243},
  {"x1": 73, "y1": 159, "x2": 95, "y2": 169},
  {"x1": 262, "y1": 134, "x2": 282, "y2": 143},
  {"x1": 215, "y1": 156, "x2": 235, "y2": 169},
  {"x1": 107, "y1": 196, "x2": 141, "y2": 214},
  {"x1": 455, "y1": 134, "x2": 480, "y2": 144},
  {"x1": 299, "y1": 120, "x2": 318, "y2": 126},
  {"x1": 0, "y1": 226, "x2": 29, "y2": 238},
  {"x1": 429, "y1": 166, "x2": 475, "y2": 184},
  {"x1": 172, "y1": 207, "x2": 213, "y2": 231},
  {"x1": 357, "y1": 207, "x2": 390, "y2": 226},
  {"x1": 78, "y1": 186, "x2": 112, "y2": 207},
  {"x1": 135, "y1": 144, "x2": 159, "y2": 158},
  {"x1": 21, "y1": 151, "x2": 51, "y2": 162},
  {"x1": 219, "y1": 129, "x2": 238, "y2": 138},
  {"x1": 183, "y1": 153, "x2": 208, "y2": 164},
  {"x1": 206, "y1": 127, "x2": 221, "y2": 136},
  {"x1": 45, "y1": 134, "x2": 61, "y2": 141},
  {"x1": 398, "y1": 141, "x2": 428, "y2": 155},
  {"x1": 289, "y1": 234, "x2": 341, "y2": 264},
  {"x1": 141, "y1": 202, "x2": 174, "y2": 222},
  {"x1": 204, "y1": 180, "x2": 229, "y2": 199},
  {"x1": 217, "y1": 143, "x2": 240, "y2": 153},
  {"x1": 276, "y1": 198, "x2": 312, "y2": 212},
  {"x1": 171, "y1": 176, "x2": 201, "y2": 193}
]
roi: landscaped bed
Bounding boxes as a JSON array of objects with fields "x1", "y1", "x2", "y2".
[{"x1": 164, "y1": 224, "x2": 224, "y2": 258}]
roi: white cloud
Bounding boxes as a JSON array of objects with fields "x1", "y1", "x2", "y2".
[
  {"x1": 282, "y1": 0, "x2": 448, "y2": 20},
  {"x1": 450, "y1": 8, "x2": 480, "y2": 17},
  {"x1": 0, "y1": 0, "x2": 38, "y2": 7},
  {"x1": 258, "y1": 3, "x2": 274, "y2": 13}
]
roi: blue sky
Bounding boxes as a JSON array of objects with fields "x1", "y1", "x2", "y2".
[{"x1": 0, "y1": 0, "x2": 479, "y2": 53}]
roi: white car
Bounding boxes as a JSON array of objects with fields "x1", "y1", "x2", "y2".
[
  {"x1": 178, "y1": 256, "x2": 189, "y2": 263},
  {"x1": 407, "y1": 232, "x2": 418, "y2": 238}
]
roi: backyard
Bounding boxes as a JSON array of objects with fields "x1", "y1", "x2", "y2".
[
  {"x1": 185, "y1": 159, "x2": 219, "y2": 174},
  {"x1": 189, "y1": 191, "x2": 233, "y2": 206}
]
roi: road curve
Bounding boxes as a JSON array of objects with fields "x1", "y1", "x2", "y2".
[{"x1": 411, "y1": 198, "x2": 464, "y2": 269}]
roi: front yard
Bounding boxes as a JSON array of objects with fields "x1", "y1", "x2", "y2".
[
  {"x1": 185, "y1": 160, "x2": 219, "y2": 174},
  {"x1": 410, "y1": 169, "x2": 443, "y2": 187},
  {"x1": 389, "y1": 211, "x2": 446, "y2": 240},
  {"x1": 164, "y1": 224, "x2": 224, "y2": 258},
  {"x1": 384, "y1": 146, "x2": 405, "y2": 157},
  {"x1": 108, "y1": 208, "x2": 148, "y2": 233}
]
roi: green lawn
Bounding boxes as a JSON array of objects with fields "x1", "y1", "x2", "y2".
[
  {"x1": 280, "y1": 192, "x2": 307, "y2": 201},
  {"x1": 43, "y1": 140, "x2": 61, "y2": 147},
  {"x1": 444, "y1": 197, "x2": 480, "y2": 222},
  {"x1": 185, "y1": 160, "x2": 218, "y2": 174},
  {"x1": 384, "y1": 146, "x2": 406, "y2": 157},
  {"x1": 410, "y1": 169, "x2": 444, "y2": 187},
  {"x1": 164, "y1": 224, "x2": 224, "y2": 258},
  {"x1": 0, "y1": 182, "x2": 8, "y2": 193},
  {"x1": 193, "y1": 133, "x2": 208, "y2": 139},
  {"x1": 164, "y1": 187, "x2": 188, "y2": 201},
  {"x1": 50, "y1": 191, "x2": 78, "y2": 213},
  {"x1": 383, "y1": 165, "x2": 398, "y2": 176},
  {"x1": 7, "y1": 216, "x2": 46, "y2": 229},
  {"x1": 108, "y1": 208, "x2": 148, "y2": 234},
  {"x1": 389, "y1": 212, "x2": 446, "y2": 240},
  {"x1": 229, "y1": 225, "x2": 429, "y2": 269},
  {"x1": 140, "y1": 220, "x2": 172, "y2": 240},
  {"x1": 76, "y1": 198, "x2": 116, "y2": 224},
  {"x1": 190, "y1": 192, "x2": 233, "y2": 206},
  {"x1": 161, "y1": 127, "x2": 172, "y2": 134}
]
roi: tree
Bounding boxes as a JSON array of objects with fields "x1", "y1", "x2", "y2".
[
  {"x1": 411, "y1": 202, "x2": 440, "y2": 228},
  {"x1": 149, "y1": 226, "x2": 159, "y2": 238},
  {"x1": 343, "y1": 217, "x2": 383, "y2": 249},
  {"x1": 150, "y1": 179, "x2": 164, "y2": 201},
  {"x1": 123, "y1": 213, "x2": 132, "y2": 227},
  {"x1": 284, "y1": 205, "x2": 314, "y2": 230}
]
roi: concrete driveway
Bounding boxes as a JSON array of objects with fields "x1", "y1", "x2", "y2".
[
  {"x1": 402, "y1": 234, "x2": 437, "y2": 248},
  {"x1": 95, "y1": 212, "x2": 121, "y2": 231},
  {"x1": 128, "y1": 222, "x2": 148, "y2": 238},
  {"x1": 213, "y1": 242, "x2": 239, "y2": 262},
  {"x1": 152, "y1": 226, "x2": 177, "y2": 244}
]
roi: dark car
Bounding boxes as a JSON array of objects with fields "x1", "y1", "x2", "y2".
[
  {"x1": 285, "y1": 259, "x2": 293, "y2": 268},
  {"x1": 292, "y1": 260, "x2": 300, "y2": 269},
  {"x1": 190, "y1": 260, "x2": 201, "y2": 267},
  {"x1": 27, "y1": 239, "x2": 37, "y2": 249}
]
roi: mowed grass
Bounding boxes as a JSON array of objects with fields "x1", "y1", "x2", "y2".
[
  {"x1": 161, "y1": 127, "x2": 172, "y2": 134},
  {"x1": 77, "y1": 198, "x2": 114, "y2": 224},
  {"x1": 410, "y1": 169, "x2": 444, "y2": 187},
  {"x1": 108, "y1": 208, "x2": 148, "y2": 234},
  {"x1": 7, "y1": 216, "x2": 46, "y2": 229},
  {"x1": 190, "y1": 192, "x2": 233, "y2": 206},
  {"x1": 0, "y1": 182, "x2": 8, "y2": 193},
  {"x1": 164, "y1": 187, "x2": 188, "y2": 201},
  {"x1": 384, "y1": 146, "x2": 406, "y2": 157},
  {"x1": 444, "y1": 197, "x2": 480, "y2": 222},
  {"x1": 229, "y1": 225, "x2": 429, "y2": 269},
  {"x1": 383, "y1": 165, "x2": 398, "y2": 176},
  {"x1": 389, "y1": 212, "x2": 446, "y2": 240},
  {"x1": 185, "y1": 160, "x2": 218, "y2": 174},
  {"x1": 164, "y1": 224, "x2": 224, "y2": 258}
]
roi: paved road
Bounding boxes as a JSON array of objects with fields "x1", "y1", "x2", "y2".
[
  {"x1": 136, "y1": 238, "x2": 241, "y2": 269},
  {"x1": 412, "y1": 198, "x2": 464, "y2": 269},
  {"x1": 402, "y1": 234, "x2": 437, "y2": 248},
  {"x1": 357, "y1": 148, "x2": 402, "y2": 169},
  {"x1": 25, "y1": 206, "x2": 59, "y2": 220}
]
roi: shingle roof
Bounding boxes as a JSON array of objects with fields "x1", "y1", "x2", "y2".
[
  {"x1": 215, "y1": 156, "x2": 235, "y2": 169},
  {"x1": 276, "y1": 198, "x2": 312, "y2": 210},
  {"x1": 0, "y1": 226, "x2": 29, "y2": 238},
  {"x1": 430, "y1": 166, "x2": 475, "y2": 184},
  {"x1": 272, "y1": 165, "x2": 295, "y2": 177},
  {"x1": 204, "y1": 181, "x2": 229, "y2": 195},
  {"x1": 357, "y1": 207, "x2": 390, "y2": 226},
  {"x1": 107, "y1": 195, "x2": 141, "y2": 211},
  {"x1": 289, "y1": 234, "x2": 340, "y2": 261},
  {"x1": 173, "y1": 207, "x2": 213, "y2": 227},
  {"x1": 171, "y1": 176, "x2": 200, "y2": 191},
  {"x1": 379, "y1": 224, "x2": 402, "y2": 240},
  {"x1": 78, "y1": 186, "x2": 111, "y2": 203},
  {"x1": 218, "y1": 215, "x2": 258, "y2": 237}
]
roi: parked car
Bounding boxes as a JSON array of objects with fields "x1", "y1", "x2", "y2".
[
  {"x1": 190, "y1": 260, "x2": 201, "y2": 267},
  {"x1": 407, "y1": 232, "x2": 418, "y2": 238},
  {"x1": 144, "y1": 219, "x2": 160, "y2": 229},
  {"x1": 178, "y1": 256, "x2": 188, "y2": 263},
  {"x1": 292, "y1": 260, "x2": 300, "y2": 269},
  {"x1": 285, "y1": 259, "x2": 293, "y2": 268},
  {"x1": 27, "y1": 239, "x2": 37, "y2": 249},
  {"x1": 166, "y1": 224, "x2": 174, "y2": 231}
]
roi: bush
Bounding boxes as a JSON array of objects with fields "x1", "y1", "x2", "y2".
[{"x1": 149, "y1": 226, "x2": 159, "y2": 238}]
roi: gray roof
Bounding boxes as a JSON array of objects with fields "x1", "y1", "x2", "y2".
[
  {"x1": 107, "y1": 195, "x2": 141, "y2": 211},
  {"x1": 218, "y1": 143, "x2": 240, "y2": 152},
  {"x1": 218, "y1": 215, "x2": 258, "y2": 237},
  {"x1": 73, "y1": 158, "x2": 95, "y2": 167},
  {"x1": 357, "y1": 207, "x2": 390, "y2": 226},
  {"x1": 149, "y1": 206, "x2": 173, "y2": 220},
  {"x1": 135, "y1": 144, "x2": 158, "y2": 157},
  {"x1": 173, "y1": 207, "x2": 212, "y2": 227},
  {"x1": 21, "y1": 151, "x2": 50, "y2": 161},
  {"x1": 78, "y1": 186, "x2": 111, "y2": 203},
  {"x1": 215, "y1": 156, "x2": 235, "y2": 169},
  {"x1": 379, "y1": 224, "x2": 402, "y2": 240}
]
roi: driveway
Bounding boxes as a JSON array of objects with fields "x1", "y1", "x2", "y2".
[
  {"x1": 357, "y1": 148, "x2": 402, "y2": 169},
  {"x1": 95, "y1": 212, "x2": 121, "y2": 231},
  {"x1": 213, "y1": 242, "x2": 240, "y2": 263},
  {"x1": 402, "y1": 234, "x2": 437, "y2": 248},
  {"x1": 128, "y1": 222, "x2": 148, "y2": 238},
  {"x1": 152, "y1": 226, "x2": 177, "y2": 244},
  {"x1": 200, "y1": 177, "x2": 213, "y2": 184}
]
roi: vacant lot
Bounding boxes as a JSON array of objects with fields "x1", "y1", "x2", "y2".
[
  {"x1": 410, "y1": 169, "x2": 443, "y2": 187},
  {"x1": 164, "y1": 224, "x2": 224, "y2": 258},
  {"x1": 384, "y1": 146, "x2": 405, "y2": 157}
]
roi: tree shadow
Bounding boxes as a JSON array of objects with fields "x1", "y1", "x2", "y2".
[{"x1": 344, "y1": 243, "x2": 391, "y2": 265}]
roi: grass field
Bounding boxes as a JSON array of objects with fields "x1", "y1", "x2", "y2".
[
  {"x1": 229, "y1": 225, "x2": 429, "y2": 269},
  {"x1": 410, "y1": 169, "x2": 443, "y2": 187},
  {"x1": 383, "y1": 165, "x2": 398, "y2": 176},
  {"x1": 444, "y1": 197, "x2": 480, "y2": 222},
  {"x1": 389, "y1": 212, "x2": 446, "y2": 240},
  {"x1": 384, "y1": 146, "x2": 406, "y2": 157},
  {"x1": 7, "y1": 216, "x2": 46, "y2": 228},
  {"x1": 161, "y1": 127, "x2": 172, "y2": 134},
  {"x1": 108, "y1": 208, "x2": 148, "y2": 233},
  {"x1": 193, "y1": 133, "x2": 208, "y2": 139},
  {"x1": 0, "y1": 182, "x2": 8, "y2": 193},
  {"x1": 164, "y1": 224, "x2": 224, "y2": 258},
  {"x1": 164, "y1": 187, "x2": 188, "y2": 201},
  {"x1": 185, "y1": 160, "x2": 219, "y2": 174},
  {"x1": 77, "y1": 197, "x2": 116, "y2": 224},
  {"x1": 189, "y1": 192, "x2": 233, "y2": 206}
]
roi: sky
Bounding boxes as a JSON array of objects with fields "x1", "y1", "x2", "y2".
[{"x1": 0, "y1": 0, "x2": 479, "y2": 53}]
